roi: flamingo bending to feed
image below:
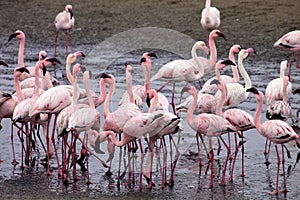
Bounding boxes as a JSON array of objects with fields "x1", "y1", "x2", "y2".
[
  {"x1": 274, "y1": 30, "x2": 300, "y2": 79},
  {"x1": 265, "y1": 60, "x2": 292, "y2": 106},
  {"x1": 247, "y1": 87, "x2": 300, "y2": 195},
  {"x1": 54, "y1": 4, "x2": 75, "y2": 58},
  {"x1": 215, "y1": 48, "x2": 255, "y2": 109},
  {"x1": 200, "y1": 0, "x2": 221, "y2": 46}
]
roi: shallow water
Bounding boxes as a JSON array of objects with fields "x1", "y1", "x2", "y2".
[{"x1": 1, "y1": 38, "x2": 300, "y2": 200}]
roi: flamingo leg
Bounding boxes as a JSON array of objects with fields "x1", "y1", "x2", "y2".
[
  {"x1": 168, "y1": 135, "x2": 180, "y2": 187},
  {"x1": 264, "y1": 138, "x2": 271, "y2": 166},
  {"x1": 156, "y1": 80, "x2": 171, "y2": 93},
  {"x1": 134, "y1": 139, "x2": 144, "y2": 191},
  {"x1": 280, "y1": 144, "x2": 288, "y2": 193},
  {"x1": 54, "y1": 31, "x2": 59, "y2": 58},
  {"x1": 196, "y1": 132, "x2": 204, "y2": 168},
  {"x1": 239, "y1": 131, "x2": 245, "y2": 177},
  {"x1": 65, "y1": 31, "x2": 69, "y2": 58},
  {"x1": 270, "y1": 145, "x2": 280, "y2": 195},
  {"x1": 50, "y1": 114, "x2": 62, "y2": 177},
  {"x1": 171, "y1": 82, "x2": 176, "y2": 115},
  {"x1": 159, "y1": 137, "x2": 167, "y2": 189},
  {"x1": 228, "y1": 133, "x2": 239, "y2": 182},
  {"x1": 11, "y1": 121, "x2": 19, "y2": 166},
  {"x1": 219, "y1": 136, "x2": 230, "y2": 186}
]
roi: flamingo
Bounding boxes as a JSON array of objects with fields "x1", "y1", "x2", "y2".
[
  {"x1": 265, "y1": 60, "x2": 292, "y2": 106},
  {"x1": 54, "y1": 4, "x2": 75, "y2": 58},
  {"x1": 266, "y1": 75, "x2": 291, "y2": 121},
  {"x1": 200, "y1": 0, "x2": 221, "y2": 45},
  {"x1": 118, "y1": 52, "x2": 157, "y2": 109},
  {"x1": 0, "y1": 66, "x2": 30, "y2": 165},
  {"x1": 215, "y1": 48, "x2": 255, "y2": 109},
  {"x1": 200, "y1": 44, "x2": 241, "y2": 94},
  {"x1": 274, "y1": 30, "x2": 300, "y2": 79},
  {"x1": 247, "y1": 87, "x2": 300, "y2": 195},
  {"x1": 150, "y1": 41, "x2": 210, "y2": 113},
  {"x1": 183, "y1": 60, "x2": 237, "y2": 187}
]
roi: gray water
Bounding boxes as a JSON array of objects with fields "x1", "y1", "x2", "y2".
[{"x1": 0, "y1": 42, "x2": 300, "y2": 200}]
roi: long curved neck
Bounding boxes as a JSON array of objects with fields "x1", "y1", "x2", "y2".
[
  {"x1": 18, "y1": 36, "x2": 25, "y2": 67},
  {"x1": 126, "y1": 70, "x2": 134, "y2": 104},
  {"x1": 282, "y1": 77, "x2": 288, "y2": 103},
  {"x1": 43, "y1": 73, "x2": 54, "y2": 89},
  {"x1": 14, "y1": 74, "x2": 23, "y2": 102},
  {"x1": 72, "y1": 78, "x2": 79, "y2": 108},
  {"x1": 148, "y1": 91, "x2": 158, "y2": 113},
  {"x1": 238, "y1": 55, "x2": 251, "y2": 89},
  {"x1": 205, "y1": 0, "x2": 211, "y2": 9},
  {"x1": 215, "y1": 67, "x2": 226, "y2": 116},
  {"x1": 254, "y1": 93, "x2": 263, "y2": 134},
  {"x1": 279, "y1": 62, "x2": 287, "y2": 78},
  {"x1": 142, "y1": 61, "x2": 151, "y2": 92},
  {"x1": 33, "y1": 62, "x2": 42, "y2": 99},
  {"x1": 65, "y1": 60, "x2": 74, "y2": 85},
  {"x1": 83, "y1": 73, "x2": 95, "y2": 108},
  {"x1": 103, "y1": 79, "x2": 115, "y2": 119},
  {"x1": 208, "y1": 36, "x2": 217, "y2": 65},
  {"x1": 95, "y1": 79, "x2": 106, "y2": 107},
  {"x1": 110, "y1": 131, "x2": 131, "y2": 147},
  {"x1": 186, "y1": 90, "x2": 197, "y2": 128},
  {"x1": 228, "y1": 50, "x2": 239, "y2": 82}
]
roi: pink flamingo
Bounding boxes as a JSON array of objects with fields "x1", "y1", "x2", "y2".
[
  {"x1": 150, "y1": 41, "x2": 210, "y2": 113},
  {"x1": 200, "y1": 0, "x2": 221, "y2": 46},
  {"x1": 183, "y1": 60, "x2": 237, "y2": 187},
  {"x1": 274, "y1": 30, "x2": 300, "y2": 79},
  {"x1": 265, "y1": 60, "x2": 292, "y2": 106},
  {"x1": 247, "y1": 87, "x2": 300, "y2": 195},
  {"x1": 54, "y1": 4, "x2": 75, "y2": 58},
  {"x1": 215, "y1": 48, "x2": 255, "y2": 109},
  {"x1": 200, "y1": 44, "x2": 241, "y2": 94},
  {"x1": 266, "y1": 75, "x2": 291, "y2": 121},
  {"x1": 0, "y1": 67, "x2": 30, "y2": 165}
]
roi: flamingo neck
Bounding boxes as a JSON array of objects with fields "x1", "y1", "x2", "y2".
[
  {"x1": 14, "y1": 75, "x2": 23, "y2": 102},
  {"x1": 186, "y1": 90, "x2": 197, "y2": 128},
  {"x1": 72, "y1": 78, "x2": 79, "y2": 108},
  {"x1": 228, "y1": 50, "x2": 240, "y2": 82},
  {"x1": 142, "y1": 62, "x2": 151, "y2": 92},
  {"x1": 65, "y1": 56, "x2": 75, "y2": 85},
  {"x1": 238, "y1": 55, "x2": 251, "y2": 89},
  {"x1": 282, "y1": 77, "x2": 288, "y2": 103},
  {"x1": 103, "y1": 80, "x2": 115, "y2": 119},
  {"x1": 33, "y1": 62, "x2": 42, "y2": 99},
  {"x1": 254, "y1": 92, "x2": 263, "y2": 134},
  {"x1": 215, "y1": 67, "x2": 226, "y2": 116},
  {"x1": 148, "y1": 91, "x2": 158, "y2": 113},
  {"x1": 126, "y1": 70, "x2": 134, "y2": 104},
  {"x1": 191, "y1": 44, "x2": 204, "y2": 78},
  {"x1": 43, "y1": 73, "x2": 54, "y2": 89},
  {"x1": 95, "y1": 79, "x2": 106, "y2": 107},
  {"x1": 83, "y1": 73, "x2": 95, "y2": 108},
  {"x1": 207, "y1": 36, "x2": 217, "y2": 71},
  {"x1": 18, "y1": 36, "x2": 25, "y2": 67},
  {"x1": 279, "y1": 62, "x2": 287, "y2": 78},
  {"x1": 205, "y1": 0, "x2": 211, "y2": 9}
]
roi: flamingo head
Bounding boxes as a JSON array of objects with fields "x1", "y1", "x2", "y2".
[
  {"x1": 246, "y1": 87, "x2": 259, "y2": 95},
  {"x1": 210, "y1": 29, "x2": 227, "y2": 41},
  {"x1": 0, "y1": 60, "x2": 8, "y2": 67},
  {"x1": 38, "y1": 50, "x2": 47, "y2": 61},
  {"x1": 231, "y1": 44, "x2": 242, "y2": 54},
  {"x1": 196, "y1": 41, "x2": 210, "y2": 55},
  {"x1": 8, "y1": 30, "x2": 25, "y2": 42},
  {"x1": 65, "y1": 5, "x2": 74, "y2": 19},
  {"x1": 239, "y1": 48, "x2": 256, "y2": 60},
  {"x1": 15, "y1": 66, "x2": 30, "y2": 77}
]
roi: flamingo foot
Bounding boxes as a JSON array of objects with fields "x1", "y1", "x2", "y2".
[
  {"x1": 269, "y1": 189, "x2": 279, "y2": 195},
  {"x1": 0, "y1": 159, "x2": 3, "y2": 163},
  {"x1": 134, "y1": 186, "x2": 143, "y2": 191},
  {"x1": 264, "y1": 160, "x2": 271, "y2": 166},
  {"x1": 105, "y1": 169, "x2": 113, "y2": 176},
  {"x1": 238, "y1": 173, "x2": 245, "y2": 177},
  {"x1": 219, "y1": 180, "x2": 226, "y2": 186},
  {"x1": 86, "y1": 180, "x2": 92, "y2": 185},
  {"x1": 280, "y1": 188, "x2": 289, "y2": 193},
  {"x1": 168, "y1": 179, "x2": 174, "y2": 188},
  {"x1": 11, "y1": 159, "x2": 19, "y2": 166},
  {"x1": 21, "y1": 165, "x2": 29, "y2": 169},
  {"x1": 63, "y1": 179, "x2": 70, "y2": 186},
  {"x1": 202, "y1": 183, "x2": 213, "y2": 189},
  {"x1": 227, "y1": 176, "x2": 233, "y2": 183},
  {"x1": 47, "y1": 170, "x2": 53, "y2": 176}
]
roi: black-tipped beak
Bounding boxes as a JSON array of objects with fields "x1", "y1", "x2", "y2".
[
  {"x1": 125, "y1": 62, "x2": 130, "y2": 67},
  {"x1": 140, "y1": 57, "x2": 146, "y2": 64},
  {"x1": 8, "y1": 32, "x2": 19, "y2": 42},
  {"x1": 221, "y1": 59, "x2": 235, "y2": 66},
  {"x1": 210, "y1": 78, "x2": 220, "y2": 85},
  {"x1": 42, "y1": 64, "x2": 47, "y2": 76},
  {"x1": 0, "y1": 60, "x2": 8, "y2": 67},
  {"x1": 69, "y1": 9, "x2": 74, "y2": 19},
  {"x1": 217, "y1": 32, "x2": 227, "y2": 41},
  {"x1": 95, "y1": 73, "x2": 111, "y2": 79},
  {"x1": 293, "y1": 88, "x2": 300, "y2": 95},
  {"x1": 148, "y1": 52, "x2": 157, "y2": 59},
  {"x1": 246, "y1": 87, "x2": 259, "y2": 94},
  {"x1": 46, "y1": 57, "x2": 61, "y2": 64},
  {"x1": 17, "y1": 67, "x2": 30, "y2": 74},
  {"x1": 80, "y1": 66, "x2": 86, "y2": 72}
]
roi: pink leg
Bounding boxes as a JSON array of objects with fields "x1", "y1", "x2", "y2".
[
  {"x1": 50, "y1": 114, "x2": 62, "y2": 177},
  {"x1": 264, "y1": 138, "x2": 271, "y2": 166},
  {"x1": 269, "y1": 145, "x2": 280, "y2": 195},
  {"x1": 239, "y1": 131, "x2": 245, "y2": 177},
  {"x1": 158, "y1": 137, "x2": 167, "y2": 189},
  {"x1": 134, "y1": 139, "x2": 144, "y2": 191},
  {"x1": 196, "y1": 132, "x2": 205, "y2": 167},
  {"x1": 171, "y1": 83, "x2": 176, "y2": 115},
  {"x1": 54, "y1": 31, "x2": 58, "y2": 58},
  {"x1": 280, "y1": 144, "x2": 288, "y2": 193},
  {"x1": 65, "y1": 31, "x2": 69, "y2": 58},
  {"x1": 228, "y1": 133, "x2": 239, "y2": 182},
  {"x1": 219, "y1": 136, "x2": 230, "y2": 186},
  {"x1": 168, "y1": 135, "x2": 180, "y2": 187},
  {"x1": 11, "y1": 122, "x2": 19, "y2": 165},
  {"x1": 156, "y1": 81, "x2": 171, "y2": 93}
]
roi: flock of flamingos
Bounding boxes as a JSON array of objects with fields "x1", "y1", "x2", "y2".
[{"x1": 0, "y1": 0, "x2": 300, "y2": 196}]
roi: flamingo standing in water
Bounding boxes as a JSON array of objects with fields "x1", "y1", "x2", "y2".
[
  {"x1": 247, "y1": 87, "x2": 300, "y2": 195},
  {"x1": 54, "y1": 4, "x2": 75, "y2": 58},
  {"x1": 200, "y1": 0, "x2": 220, "y2": 46},
  {"x1": 265, "y1": 60, "x2": 292, "y2": 106},
  {"x1": 150, "y1": 41, "x2": 210, "y2": 113},
  {"x1": 274, "y1": 30, "x2": 300, "y2": 79},
  {"x1": 183, "y1": 60, "x2": 237, "y2": 187},
  {"x1": 215, "y1": 48, "x2": 255, "y2": 109},
  {"x1": 0, "y1": 67, "x2": 30, "y2": 165}
]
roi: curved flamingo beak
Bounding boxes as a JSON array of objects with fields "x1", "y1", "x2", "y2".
[
  {"x1": 148, "y1": 52, "x2": 157, "y2": 59},
  {"x1": 221, "y1": 59, "x2": 235, "y2": 66},
  {"x1": 74, "y1": 51, "x2": 85, "y2": 58},
  {"x1": 17, "y1": 67, "x2": 30, "y2": 74},
  {"x1": 0, "y1": 60, "x2": 8, "y2": 67},
  {"x1": 42, "y1": 64, "x2": 47, "y2": 76},
  {"x1": 217, "y1": 32, "x2": 227, "y2": 41},
  {"x1": 246, "y1": 87, "x2": 259, "y2": 94},
  {"x1": 45, "y1": 57, "x2": 61, "y2": 64},
  {"x1": 8, "y1": 32, "x2": 20, "y2": 42},
  {"x1": 140, "y1": 57, "x2": 146, "y2": 64}
]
